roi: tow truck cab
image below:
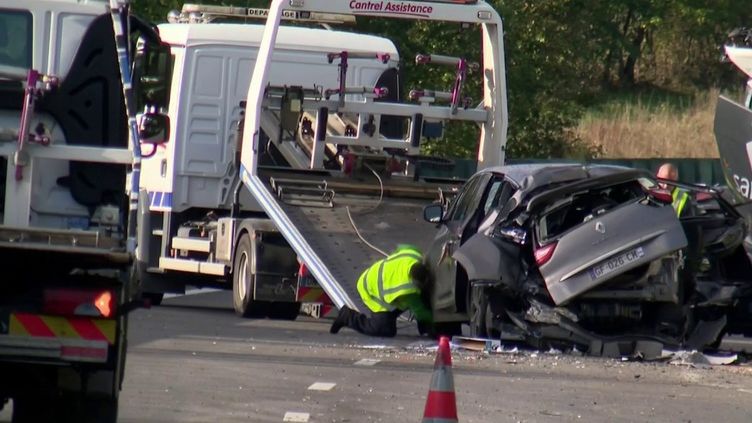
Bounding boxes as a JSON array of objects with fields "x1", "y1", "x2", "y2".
[{"x1": 0, "y1": 1, "x2": 140, "y2": 420}]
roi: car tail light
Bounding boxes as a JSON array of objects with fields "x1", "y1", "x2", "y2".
[
  {"x1": 43, "y1": 289, "x2": 116, "y2": 318},
  {"x1": 534, "y1": 241, "x2": 557, "y2": 266},
  {"x1": 648, "y1": 188, "x2": 673, "y2": 205},
  {"x1": 696, "y1": 192, "x2": 712, "y2": 202}
]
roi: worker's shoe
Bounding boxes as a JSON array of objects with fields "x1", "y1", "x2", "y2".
[{"x1": 330, "y1": 307, "x2": 352, "y2": 334}]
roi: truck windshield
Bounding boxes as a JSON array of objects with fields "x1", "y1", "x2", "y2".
[
  {"x1": 133, "y1": 39, "x2": 173, "y2": 113},
  {"x1": 0, "y1": 9, "x2": 32, "y2": 68}
]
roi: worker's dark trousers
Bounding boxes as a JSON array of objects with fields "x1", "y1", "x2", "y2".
[{"x1": 339, "y1": 307, "x2": 402, "y2": 337}]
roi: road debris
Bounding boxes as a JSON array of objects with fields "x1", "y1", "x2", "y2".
[
  {"x1": 664, "y1": 350, "x2": 739, "y2": 367},
  {"x1": 446, "y1": 335, "x2": 744, "y2": 367}
]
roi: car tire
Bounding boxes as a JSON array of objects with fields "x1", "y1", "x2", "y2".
[
  {"x1": 468, "y1": 284, "x2": 489, "y2": 338},
  {"x1": 432, "y1": 322, "x2": 463, "y2": 338},
  {"x1": 232, "y1": 233, "x2": 267, "y2": 318}
]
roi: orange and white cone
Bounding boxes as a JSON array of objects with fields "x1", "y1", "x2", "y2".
[{"x1": 422, "y1": 336, "x2": 458, "y2": 423}]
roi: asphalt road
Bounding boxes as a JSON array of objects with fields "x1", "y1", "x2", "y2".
[
  {"x1": 3, "y1": 289, "x2": 752, "y2": 422},
  {"x1": 124, "y1": 290, "x2": 752, "y2": 422}
]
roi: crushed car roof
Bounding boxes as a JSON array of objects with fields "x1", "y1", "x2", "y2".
[
  {"x1": 478, "y1": 163, "x2": 654, "y2": 222},
  {"x1": 481, "y1": 163, "x2": 652, "y2": 191}
]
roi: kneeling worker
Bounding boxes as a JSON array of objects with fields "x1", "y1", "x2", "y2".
[{"x1": 330, "y1": 244, "x2": 433, "y2": 337}]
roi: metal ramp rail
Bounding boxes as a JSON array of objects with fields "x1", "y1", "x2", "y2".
[
  {"x1": 245, "y1": 166, "x2": 460, "y2": 311},
  {"x1": 238, "y1": 0, "x2": 509, "y2": 310}
]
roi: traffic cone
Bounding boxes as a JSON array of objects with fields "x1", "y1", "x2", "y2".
[{"x1": 422, "y1": 336, "x2": 458, "y2": 422}]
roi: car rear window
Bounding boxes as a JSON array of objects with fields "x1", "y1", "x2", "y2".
[{"x1": 537, "y1": 180, "x2": 645, "y2": 242}]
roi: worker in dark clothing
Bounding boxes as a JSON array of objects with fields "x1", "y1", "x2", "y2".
[{"x1": 330, "y1": 244, "x2": 433, "y2": 337}]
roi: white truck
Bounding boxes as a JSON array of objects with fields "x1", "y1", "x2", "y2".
[
  {"x1": 134, "y1": 0, "x2": 509, "y2": 329},
  {"x1": 133, "y1": 4, "x2": 403, "y2": 318},
  {"x1": 0, "y1": 0, "x2": 157, "y2": 421}
]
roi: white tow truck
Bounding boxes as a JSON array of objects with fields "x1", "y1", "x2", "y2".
[
  {"x1": 134, "y1": 0, "x2": 509, "y2": 327},
  {"x1": 0, "y1": 0, "x2": 157, "y2": 421}
]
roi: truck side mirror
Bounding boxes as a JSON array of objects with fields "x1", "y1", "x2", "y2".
[
  {"x1": 138, "y1": 112, "x2": 170, "y2": 144},
  {"x1": 423, "y1": 204, "x2": 444, "y2": 224}
]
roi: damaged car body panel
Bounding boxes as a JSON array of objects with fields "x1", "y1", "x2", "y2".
[
  {"x1": 453, "y1": 233, "x2": 521, "y2": 287},
  {"x1": 536, "y1": 192, "x2": 688, "y2": 305},
  {"x1": 426, "y1": 163, "x2": 752, "y2": 357}
]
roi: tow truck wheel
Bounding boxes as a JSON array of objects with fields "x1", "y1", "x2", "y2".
[
  {"x1": 12, "y1": 395, "x2": 55, "y2": 422},
  {"x1": 267, "y1": 301, "x2": 302, "y2": 320},
  {"x1": 72, "y1": 396, "x2": 118, "y2": 423},
  {"x1": 142, "y1": 292, "x2": 164, "y2": 306},
  {"x1": 233, "y1": 233, "x2": 267, "y2": 317}
]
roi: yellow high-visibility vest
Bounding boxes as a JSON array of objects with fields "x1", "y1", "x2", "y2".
[
  {"x1": 357, "y1": 246, "x2": 422, "y2": 313},
  {"x1": 672, "y1": 187, "x2": 690, "y2": 217}
]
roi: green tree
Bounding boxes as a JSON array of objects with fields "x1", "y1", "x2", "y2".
[{"x1": 130, "y1": 0, "x2": 748, "y2": 160}]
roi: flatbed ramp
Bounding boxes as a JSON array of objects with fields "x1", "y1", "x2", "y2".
[{"x1": 249, "y1": 167, "x2": 461, "y2": 312}]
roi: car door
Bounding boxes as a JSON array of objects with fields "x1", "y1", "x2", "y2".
[
  {"x1": 426, "y1": 173, "x2": 496, "y2": 318},
  {"x1": 453, "y1": 177, "x2": 521, "y2": 283}
]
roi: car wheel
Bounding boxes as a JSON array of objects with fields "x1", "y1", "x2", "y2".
[
  {"x1": 433, "y1": 322, "x2": 463, "y2": 338},
  {"x1": 232, "y1": 234, "x2": 267, "y2": 318},
  {"x1": 485, "y1": 302, "x2": 501, "y2": 339},
  {"x1": 468, "y1": 284, "x2": 488, "y2": 338}
]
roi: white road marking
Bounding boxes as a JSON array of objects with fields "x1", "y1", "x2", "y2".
[
  {"x1": 307, "y1": 382, "x2": 336, "y2": 391},
  {"x1": 354, "y1": 358, "x2": 380, "y2": 366},
  {"x1": 283, "y1": 411, "x2": 310, "y2": 422}
]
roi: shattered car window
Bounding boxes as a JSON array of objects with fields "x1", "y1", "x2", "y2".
[
  {"x1": 538, "y1": 180, "x2": 645, "y2": 242},
  {"x1": 447, "y1": 175, "x2": 486, "y2": 222},
  {"x1": 483, "y1": 179, "x2": 506, "y2": 215}
]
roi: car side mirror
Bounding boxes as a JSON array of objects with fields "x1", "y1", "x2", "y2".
[
  {"x1": 138, "y1": 112, "x2": 170, "y2": 145},
  {"x1": 423, "y1": 204, "x2": 444, "y2": 224}
]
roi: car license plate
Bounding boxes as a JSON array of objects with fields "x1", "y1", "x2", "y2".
[{"x1": 589, "y1": 247, "x2": 645, "y2": 280}]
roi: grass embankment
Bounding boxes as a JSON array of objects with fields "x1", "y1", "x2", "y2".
[{"x1": 576, "y1": 89, "x2": 723, "y2": 159}]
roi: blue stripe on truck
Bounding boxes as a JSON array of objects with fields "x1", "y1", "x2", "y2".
[{"x1": 148, "y1": 191, "x2": 173, "y2": 210}]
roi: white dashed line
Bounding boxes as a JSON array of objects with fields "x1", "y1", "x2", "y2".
[
  {"x1": 283, "y1": 411, "x2": 310, "y2": 422},
  {"x1": 354, "y1": 358, "x2": 380, "y2": 366},
  {"x1": 307, "y1": 382, "x2": 336, "y2": 391}
]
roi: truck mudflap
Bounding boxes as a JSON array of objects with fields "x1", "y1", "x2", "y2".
[
  {"x1": 241, "y1": 166, "x2": 453, "y2": 312},
  {"x1": 0, "y1": 313, "x2": 115, "y2": 363}
]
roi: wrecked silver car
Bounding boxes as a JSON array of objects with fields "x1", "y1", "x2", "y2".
[{"x1": 423, "y1": 164, "x2": 752, "y2": 357}]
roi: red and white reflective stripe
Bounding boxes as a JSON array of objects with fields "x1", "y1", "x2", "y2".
[
  {"x1": 0, "y1": 335, "x2": 109, "y2": 363},
  {"x1": 60, "y1": 342, "x2": 108, "y2": 362},
  {"x1": 10, "y1": 313, "x2": 116, "y2": 344},
  {"x1": 297, "y1": 286, "x2": 330, "y2": 303}
]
